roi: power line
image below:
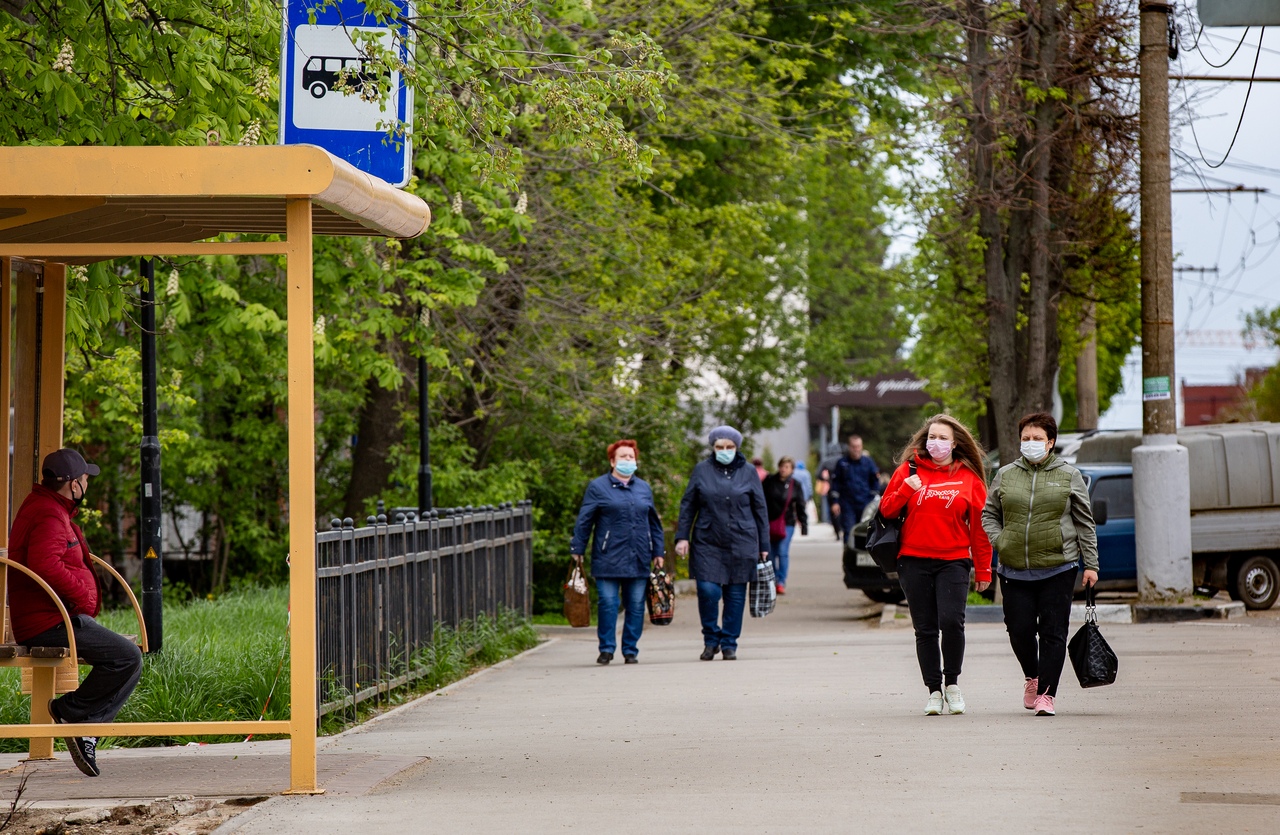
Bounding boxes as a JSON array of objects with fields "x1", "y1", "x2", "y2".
[{"x1": 1176, "y1": 27, "x2": 1267, "y2": 169}]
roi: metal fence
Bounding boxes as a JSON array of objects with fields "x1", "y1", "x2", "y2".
[{"x1": 315, "y1": 500, "x2": 533, "y2": 717}]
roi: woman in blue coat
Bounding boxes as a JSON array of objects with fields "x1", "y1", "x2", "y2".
[
  {"x1": 571, "y1": 439, "x2": 666, "y2": 665},
  {"x1": 675, "y1": 425, "x2": 770, "y2": 661}
]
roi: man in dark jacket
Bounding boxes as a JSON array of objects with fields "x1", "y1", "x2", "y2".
[
  {"x1": 10, "y1": 449, "x2": 143, "y2": 777},
  {"x1": 829, "y1": 435, "x2": 881, "y2": 543}
]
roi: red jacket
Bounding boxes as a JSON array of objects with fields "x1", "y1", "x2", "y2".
[
  {"x1": 8, "y1": 484, "x2": 100, "y2": 642},
  {"x1": 880, "y1": 454, "x2": 993, "y2": 582}
]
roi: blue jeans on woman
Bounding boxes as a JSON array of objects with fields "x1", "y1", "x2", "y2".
[
  {"x1": 696, "y1": 581, "x2": 747, "y2": 652},
  {"x1": 596, "y1": 576, "x2": 647, "y2": 657},
  {"x1": 769, "y1": 526, "x2": 795, "y2": 586}
]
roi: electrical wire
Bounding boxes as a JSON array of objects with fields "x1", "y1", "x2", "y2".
[
  {"x1": 1196, "y1": 25, "x2": 1251, "y2": 68},
  {"x1": 1177, "y1": 27, "x2": 1266, "y2": 169}
]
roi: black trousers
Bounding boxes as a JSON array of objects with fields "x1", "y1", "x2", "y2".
[
  {"x1": 23, "y1": 614, "x2": 143, "y2": 724},
  {"x1": 999, "y1": 568, "x2": 1078, "y2": 698},
  {"x1": 897, "y1": 556, "x2": 971, "y2": 692}
]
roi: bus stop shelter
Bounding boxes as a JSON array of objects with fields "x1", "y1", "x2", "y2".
[{"x1": 0, "y1": 145, "x2": 431, "y2": 793}]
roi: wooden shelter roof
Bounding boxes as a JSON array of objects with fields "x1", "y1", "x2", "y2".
[{"x1": 0, "y1": 145, "x2": 429, "y2": 261}]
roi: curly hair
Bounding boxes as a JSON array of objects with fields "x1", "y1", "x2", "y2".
[{"x1": 897, "y1": 413, "x2": 987, "y2": 482}]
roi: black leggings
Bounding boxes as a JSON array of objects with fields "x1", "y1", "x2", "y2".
[
  {"x1": 999, "y1": 568, "x2": 1078, "y2": 698},
  {"x1": 897, "y1": 556, "x2": 972, "y2": 692}
]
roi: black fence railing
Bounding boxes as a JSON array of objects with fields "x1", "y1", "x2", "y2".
[{"x1": 315, "y1": 501, "x2": 533, "y2": 718}]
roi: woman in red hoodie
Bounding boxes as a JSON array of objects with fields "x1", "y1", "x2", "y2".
[{"x1": 880, "y1": 414, "x2": 992, "y2": 716}]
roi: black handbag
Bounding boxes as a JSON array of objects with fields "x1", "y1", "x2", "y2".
[
  {"x1": 1068, "y1": 584, "x2": 1118, "y2": 688},
  {"x1": 864, "y1": 461, "x2": 916, "y2": 577}
]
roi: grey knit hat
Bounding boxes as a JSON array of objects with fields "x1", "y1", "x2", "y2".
[{"x1": 708, "y1": 425, "x2": 743, "y2": 447}]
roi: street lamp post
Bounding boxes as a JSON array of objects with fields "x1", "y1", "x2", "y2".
[
  {"x1": 418, "y1": 306, "x2": 432, "y2": 514},
  {"x1": 139, "y1": 258, "x2": 164, "y2": 651}
]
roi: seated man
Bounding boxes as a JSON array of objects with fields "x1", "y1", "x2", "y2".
[{"x1": 9, "y1": 449, "x2": 142, "y2": 777}]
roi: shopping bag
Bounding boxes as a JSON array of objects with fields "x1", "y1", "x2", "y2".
[
  {"x1": 768, "y1": 514, "x2": 788, "y2": 541},
  {"x1": 563, "y1": 563, "x2": 591, "y2": 628},
  {"x1": 1068, "y1": 584, "x2": 1118, "y2": 687},
  {"x1": 749, "y1": 559, "x2": 777, "y2": 618},
  {"x1": 646, "y1": 570, "x2": 675, "y2": 625}
]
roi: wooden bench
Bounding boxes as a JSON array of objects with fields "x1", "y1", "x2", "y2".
[{"x1": 0, "y1": 553, "x2": 148, "y2": 760}]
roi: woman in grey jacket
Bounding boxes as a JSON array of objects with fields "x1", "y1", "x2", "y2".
[
  {"x1": 982, "y1": 412, "x2": 1099, "y2": 716},
  {"x1": 675, "y1": 426, "x2": 770, "y2": 661}
]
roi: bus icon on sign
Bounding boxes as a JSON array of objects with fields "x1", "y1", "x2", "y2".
[{"x1": 303, "y1": 56, "x2": 380, "y2": 99}]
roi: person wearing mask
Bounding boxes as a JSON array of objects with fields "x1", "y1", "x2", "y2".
[
  {"x1": 982, "y1": 412, "x2": 1099, "y2": 717},
  {"x1": 9, "y1": 449, "x2": 143, "y2": 777},
  {"x1": 762, "y1": 457, "x2": 808, "y2": 595},
  {"x1": 570, "y1": 440, "x2": 667, "y2": 665},
  {"x1": 829, "y1": 435, "x2": 880, "y2": 543},
  {"x1": 880, "y1": 415, "x2": 992, "y2": 715},
  {"x1": 675, "y1": 426, "x2": 770, "y2": 661}
]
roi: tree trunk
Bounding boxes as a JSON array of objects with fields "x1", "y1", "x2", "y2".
[{"x1": 342, "y1": 376, "x2": 405, "y2": 520}]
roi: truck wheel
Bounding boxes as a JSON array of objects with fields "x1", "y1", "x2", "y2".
[
  {"x1": 1234, "y1": 556, "x2": 1280, "y2": 610},
  {"x1": 863, "y1": 588, "x2": 906, "y2": 605}
]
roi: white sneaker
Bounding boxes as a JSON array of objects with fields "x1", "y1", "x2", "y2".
[
  {"x1": 925, "y1": 691, "x2": 944, "y2": 715},
  {"x1": 944, "y1": 684, "x2": 966, "y2": 714}
]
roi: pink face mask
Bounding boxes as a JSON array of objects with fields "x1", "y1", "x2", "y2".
[{"x1": 925, "y1": 439, "x2": 952, "y2": 461}]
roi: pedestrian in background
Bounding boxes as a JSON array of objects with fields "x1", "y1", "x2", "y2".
[
  {"x1": 880, "y1": 415, "x2": 992, "y2": 716},
  {"x1": 818, "y1": 446, "x2": 842, "y2": 536},
  {"x1": 751, "y1": 456, "x2": 769, "y2": 481},
  {"x1": 570, "y1": 440, "x2": 666, "y2": 665},
  {"x1": 830, "y1": 435, "x2": 880, "y2": 543},
  {"x1": 982, "y1": 412, "x2": 1099, "y2": 717},
  {"x1": 763, "y1": 456, "x2": 808, "y2": 595},
  {"x1": 792, "y1": 461, "x2": 815, "y2": 536},
  {"x1": 675, "y1": 426, "x2": 770, "y2": 661}
]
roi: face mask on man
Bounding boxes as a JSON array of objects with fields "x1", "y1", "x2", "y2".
[
  {"x1": 714, "y1": 449, "x2": 736, "y2": 465},
  {"x1": 615, "y1": 460, "x2": 637, "y2": 477},
  {"x1": 1021, "y1": 440, "x2": 1049, "y2": 462},
  {"x1": 925, "y1": 439, "x2": 952, "y2": 461},
  {"x1": 70, "y1": 479, "x2": 86, "y2": 509}
]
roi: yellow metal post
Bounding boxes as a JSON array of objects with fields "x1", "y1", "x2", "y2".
[{"x1": 285, "y1": 198, "x2": 321, "y2": 794}]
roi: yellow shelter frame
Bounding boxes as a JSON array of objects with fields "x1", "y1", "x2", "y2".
[{"x1": 0, "y1": 145, "x2": 431, "y2": 793}]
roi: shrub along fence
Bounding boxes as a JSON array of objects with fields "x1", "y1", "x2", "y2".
[{"x1": 315, "y1": 501, "x2": 533, "y2": 717}]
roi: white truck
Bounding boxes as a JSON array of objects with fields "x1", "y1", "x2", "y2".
[{"x1": 1075, "y1": 421, "x2": 1280, "y2": 609}]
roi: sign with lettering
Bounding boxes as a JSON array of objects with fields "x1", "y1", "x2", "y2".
[
  {"x1": 809, "y1": 373, "x2": 935, "y2": 410},
  {"x1": 1199, "y1": 0, "x2": 1280, "y2": 26}
]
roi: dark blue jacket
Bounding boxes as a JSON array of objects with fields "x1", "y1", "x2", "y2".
[
  {"x1": 675, "y1": 453, "x2": 770, "y2": 585},
  {"x1": 570, "y1": 473, "x2": 666, "y2": 578},
  {"x1": 831, "y1": 453, "x2": 880, "y2": 508}
]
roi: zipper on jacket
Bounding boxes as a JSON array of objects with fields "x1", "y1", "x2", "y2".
[
  {"x1": 1024, "y1": 468, "x2": 1034, "y2": 568},
  {"x1": 602, "y1": 531, "x2": 610, "y2": 553}
]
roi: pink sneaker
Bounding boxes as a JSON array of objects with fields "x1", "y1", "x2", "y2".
[
  {"x1": 1033, "y1": 694, "x2": 1055, "y2": 716},
  {"x1": 1023, "y1": 677, "x2": 1039, "y2": 710}
]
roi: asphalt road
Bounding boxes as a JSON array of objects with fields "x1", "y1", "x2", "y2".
[{"x1": 216, "y1": 526, "x2": 1280, "y2": 834}]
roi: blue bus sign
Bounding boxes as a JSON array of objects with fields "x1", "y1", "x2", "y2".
[{"x1": 280, "y1": 0, "x2": 414, "y2": 187}]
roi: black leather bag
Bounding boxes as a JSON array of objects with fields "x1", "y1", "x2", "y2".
[
  {"x1": 865, "y1": 462, "x2": 916, "y2": 577},
  {"x1": 1068, "y1": 584, "x2": 1118, "y2": 688}
]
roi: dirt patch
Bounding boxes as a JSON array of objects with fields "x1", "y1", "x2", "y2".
[{"x1": 0, "y1": 794, "x2": 268, "y2": 835}]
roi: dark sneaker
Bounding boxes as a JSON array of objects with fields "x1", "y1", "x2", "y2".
[
  {"x1": 721, "y1": 648, "x2": 737, "y2": 661},
  {"x1": 596, "y1": 652, "x2": 613, "y2": 665},
  {"x1": 700, "y1": 646, "x2": 718, "y2": 661},
  {"x1": 623, "y1": 655, "x2": 638, "y2": 664},
  {"x1": 48, "y1": 700, "x2": 100, "y2": 777}
]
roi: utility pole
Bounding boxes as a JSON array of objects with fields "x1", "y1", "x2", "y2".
[
  {"x1": 1134, "y1": 2, "x2": 1192, "y2": 603},
  {"x1": 139, "y1": 259, "x2": 164, "y2": 651}
]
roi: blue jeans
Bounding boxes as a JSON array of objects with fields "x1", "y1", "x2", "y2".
[
  {"x1": 769, "y1": 526, "x2": 795, "y2": 586},
  {"x1": 696, "y1": 581, "x2": 747, "y2": 652},
  {"x1": 596, "y1": 577, "x2": 647, "y2": 657}
]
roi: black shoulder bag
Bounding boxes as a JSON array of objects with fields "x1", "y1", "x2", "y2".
[
  {"x1": 864, "y1": 461, "x2": 916, "y2": 578},
  {"x1": 1068, "y1": 584, "x2": 1119, "y2": 687}
]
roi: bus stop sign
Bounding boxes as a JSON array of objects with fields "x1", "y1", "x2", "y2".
[
  {"x1": 280, "y1": 0, "x2": 414, "y2": 187},
  {"x1": 1199, "y1": 0, "x2": 1280, "y2": 26}
]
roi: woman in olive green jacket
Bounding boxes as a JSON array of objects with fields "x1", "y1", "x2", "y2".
[{"x1": 982, "y1": 412, "x2": 1099, "y2": 717}]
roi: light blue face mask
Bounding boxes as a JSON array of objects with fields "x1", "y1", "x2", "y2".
[
  {"x1": 714, "y1": 449, "x2": 736, "y2": 465},
  {"x1": 614, "y1": 460, "x2": 637, "y2": 477}
]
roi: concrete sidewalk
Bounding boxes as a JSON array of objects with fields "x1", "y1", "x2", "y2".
[{"x1": 8, "y1": 528, "x2": 1280, "y2": 832}]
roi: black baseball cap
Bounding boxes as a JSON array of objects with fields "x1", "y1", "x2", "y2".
[{"x1": 41, "y1": 449, "x2": 100, "y2": 483}]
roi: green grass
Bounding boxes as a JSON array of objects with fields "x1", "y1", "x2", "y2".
[
  {"x1": 0, "y1": 585, "x2": 539, "y2": 752},
  {"x1": 967, "y1": 591, "x2": 995, "y2": 606}
]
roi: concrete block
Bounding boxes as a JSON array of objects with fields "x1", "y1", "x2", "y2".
[
  {"x1": 1069, "y1": 603, "x2": 1133, "y2": 624},
  {"x1": 964, "y1": 605, "x2": 1003, "y2": 623},
  {"x1": 1132, "y1": 600, "x2": 1245, "y2": 622},
  {"x1": 879, "y1": 604, "x2": 912, "y2": 628}
]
